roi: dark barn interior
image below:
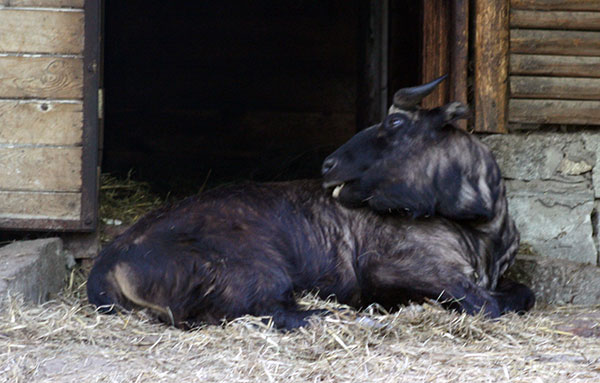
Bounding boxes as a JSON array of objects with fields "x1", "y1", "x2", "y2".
[{"x1": 102, "y1": 1, "x2": 421, "y2": 196}]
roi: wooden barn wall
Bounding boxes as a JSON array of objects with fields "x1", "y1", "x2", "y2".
[
  {"x1": 0, "y1": 0, "x2": 98, "y2": 230},
  {"x1": 509, "y1": 0, "x2": 600, "y2": 126}
]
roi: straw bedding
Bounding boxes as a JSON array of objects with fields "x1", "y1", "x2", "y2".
[
  {"x1": 2, "y1": 174, "x2": 599, "y2": 382},
  {"x1": 1, "y1": 276, "x2": 599, "y2": 383}
]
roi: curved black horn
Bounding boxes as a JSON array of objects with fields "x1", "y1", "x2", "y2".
[{"x1": 392, "y1": 74, "x2": 448, "y2": 109}]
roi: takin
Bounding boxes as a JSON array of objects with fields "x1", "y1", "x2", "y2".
[{"x1": 87, "y1": 77, "x2": 534, "y2": 330}]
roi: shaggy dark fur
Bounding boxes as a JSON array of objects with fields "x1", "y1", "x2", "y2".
[{"x1": 88, "y1": 84, "x2": 534, "y2": 330}]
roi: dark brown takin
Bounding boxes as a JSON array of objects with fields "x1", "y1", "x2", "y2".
[{"x1": 87, "y1": 77, "x2": 534, "y2": 330}]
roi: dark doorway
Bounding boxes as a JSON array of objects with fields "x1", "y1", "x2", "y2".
[{"x1": 102, "y1": 1, "x2": 422, "y2": 196}]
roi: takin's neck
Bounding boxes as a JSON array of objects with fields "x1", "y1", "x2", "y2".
[{"x1": 468, "y1": 180, "x2": 519, "y2": 289}]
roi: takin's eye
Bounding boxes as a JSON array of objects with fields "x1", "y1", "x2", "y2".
[{"x1": 379, "y1": 113, "x2": 408, "y2": 138}]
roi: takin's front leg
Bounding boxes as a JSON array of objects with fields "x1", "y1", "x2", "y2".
[
  {"x1": 492, "y1": 277, "x2": 535, "y2": 315},
  {"x1": 360, "y1": 255, "x2": 509, "y2": 318}
]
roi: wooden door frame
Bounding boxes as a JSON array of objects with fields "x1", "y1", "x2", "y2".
[
  {"x1": 358, "y1": 0, "x2": 390, "y2": 129},
  {"x1": 80, "y1": 0, "x2": 102, "y2": 231}
]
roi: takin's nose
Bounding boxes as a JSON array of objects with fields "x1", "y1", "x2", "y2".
[{"x1": 321, "y1": 157, "x2": 338, "y2": 176}]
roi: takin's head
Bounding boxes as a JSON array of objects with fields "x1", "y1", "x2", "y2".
[{"x1": 322, "y1": 76, "x2": 502, "y2": 222}]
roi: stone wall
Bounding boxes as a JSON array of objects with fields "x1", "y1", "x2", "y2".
[{"x1": 482, "y1": 133, "x2": 600, "y2": 265}]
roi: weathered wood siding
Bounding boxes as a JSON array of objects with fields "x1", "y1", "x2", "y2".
[
  {"x1": 0, "y1": 1, "x2": 94, "y2": 230},
  {"x1": 473, "y1": 0, "x2": 510, "y2": 132},
  {"x1": 509, "y1": 0, "x2": 600, "y2": 126}
]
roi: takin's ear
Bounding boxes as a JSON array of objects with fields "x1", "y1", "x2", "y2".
[{"x1": 440, "y1": 102, "x2": 470, "y2": 123}]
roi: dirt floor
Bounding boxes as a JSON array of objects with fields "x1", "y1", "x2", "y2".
[{"x1": 1, "y1": 269, "x2": 600, "y2": 383}]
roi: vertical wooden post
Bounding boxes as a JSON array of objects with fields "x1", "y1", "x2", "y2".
[
  {"x1": 473, "y1": 0, "x2": 509, "y2": 133},
  {"x1": 450, "y1": 0, "x2": 469, "y2": 130},
  {"x1": 357, "y1": 0, "x2": 389, "y2": 130},
  {"x1": 421, "y1": 0, "x2": 450, "y2": 109}
]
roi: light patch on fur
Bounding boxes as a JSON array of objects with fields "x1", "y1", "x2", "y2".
[
  {"x1": 133, "y1": 234, "x2": 147, "y2": 245},
  {"x1": 456, "y1": 179, "x2": 479, "y2": 212},
  {"x1": 477, "y1": 176, "x2": 492, "y2": 211},
  {"x1": 113, "y1": 263, "x2": 172, "y2": 320},
  {"x1": 387, "y1": 107, "x2": 417, "y2": 120}
]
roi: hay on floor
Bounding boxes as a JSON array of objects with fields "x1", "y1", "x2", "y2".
[{"x1": 1, "y1": 274, "x2": 599, "y2": 383}]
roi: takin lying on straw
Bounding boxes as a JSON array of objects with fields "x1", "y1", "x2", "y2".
[{"x1": 87, "y1": 76, "x2": 534, "y2": 330}]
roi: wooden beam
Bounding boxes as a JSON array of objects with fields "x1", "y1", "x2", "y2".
[
  {"x1": 3, "y1": 0, "x2": 84, "y2": 7},
  {"x1": 421, "y1": 0, "x2": 450, "y2": 109},
  {"x1": 0, "y1": 56, "x2": 83, "y2": 99},
  {"x1": 511, "y1": 10, "x2": 600, "y2": 30},
  {"x1": 511, "y1": 30, "x2": 600, "y2": 56},
  {"x1": 0, "y1": 191, "x2": 81, "y2": 220},
  {"x1": 0, "y1": 101, "x2": 82, "y2": 145},
  {"x1": 510, "y1": 54, "x2": 600, "y2": 78},
  {"x1": 509, "y1": 99, "x2": 600, "y2": 125},
  {"x1": 0, "y1": 9, "x2": 84, "y2": 55},
  {"x1": 511, "y1": 0, "x2": 600, "y2": 11},
  {"x1": 0, "y1": 147, "x2": 82, "y2": 192},
  {"x1": 511, "y1": 76, "x2": 600, "y2": 100},
  {"x1": 450, "y1": 0, "x2": 469, "y2": 130},
  {"x1": 474, "y1": 0, "x2": 509, "y2": 132},
  {"x1": 358, "y1": 0, "x2": 389, "y2": 128}
]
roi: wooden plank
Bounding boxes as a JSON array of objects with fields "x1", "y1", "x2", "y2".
[
  {"x1": 358, "y1": 0, "x2": 388, "y2": 128},
  {"x1": 511, "y1": 29, "x2": 600, "y2": 56},
  {"x1": 511, "y1": 76, "x2": 600, "y2": 100},
  {"x1": 0, "y1": 101, "x2": 82, "y2": 145},
  {"x1": 510, "y1": 54, "x2": 600, "y2": 77},
  {"x1": 511, "y1": 10, "x2": 600, "y2": 30},
  {"x1": 511, "y1": 0, "x2": 600, "y2": 11},
  {"x1": 79, "y1": 0, "x2": 101, "y2": 231},
  {"x1": 0, "y1": 147, "x2": 81, "y2": 192},
  {"x1": 0, "y1": 9, "x2": 84, "y2": 54},
  {"x1": 0, "y1": 191, "x2": 80, "y2": 220},
  {"x1": 0, "y1": 56, "x2": 83, "y2": 99},
  {"x1": 509, "y1": 99, "x2": 600, "y2": 124},
  {"x1": 2, "y1": 0, "x2": 84, "y2": 7},
  {"x1": 421, "y1": 0, "x2": 450, "y2": 109},
  {"x1": 474, "y1": 0, "x2": 509, "y2": 132},
  {"x1": 450, "y1": 0, "x2": 469, "y2": 130}
]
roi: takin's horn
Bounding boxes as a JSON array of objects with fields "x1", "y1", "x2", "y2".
[{"x1": 392, "y1": 74, "x2": 448, "y2": 110}]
